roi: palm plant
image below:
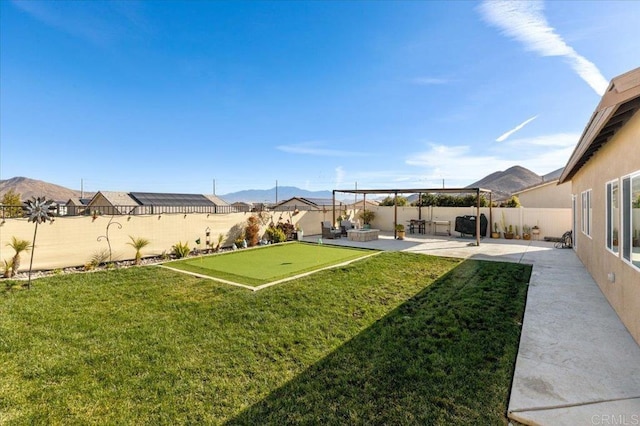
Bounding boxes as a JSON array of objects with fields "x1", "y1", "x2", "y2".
[
  {"x1": 127, "y1": 236, "x2": 150, "y2": 265},
  {"x1": 6, "y1": 237, "x2": 31, "y2": 277},
  {"x1": 24, "y1": 197, "x2": 56, "y2": 288}
]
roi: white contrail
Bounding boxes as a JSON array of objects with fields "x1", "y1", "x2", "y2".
[
  {"x1": 478, "y1": 0, "x2": 609, "y2": 95},
  {"x1": 496, "y1": 115, "x2": 538, "y2": 142}
]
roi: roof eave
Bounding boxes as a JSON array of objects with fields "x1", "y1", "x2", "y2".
[{"x1": 559, "y1": 67, "x2": 640, "y2": 184}]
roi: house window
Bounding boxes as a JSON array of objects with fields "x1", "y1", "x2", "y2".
[
  {"x1": 606, "y1": 180, "x2": 619, "y2": 254},
  {"x1": 581, "y1": 189, "x2": 592, "y2": 237},
  {"x1": 622, "y1": 172, "x2": 640, "y2": 269}
]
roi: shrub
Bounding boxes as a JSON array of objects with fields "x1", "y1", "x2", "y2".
[
  {"x1": 265, "y1": 226, "x2": 286, "y2": 243},
  {"x1": 245, "y1": 216, "x2": 261, "y2": 247},
  {"x1": 380, "y1": 196, "x2": 408, "y2": 206},
  {"x1": 502, "y1": 195, "x2": 521, "y2": 208},
  {"x1": 85, "y1": 249, "x2": 110, "y2": 270},
  {"x1": 215, "y1": 234, "x2": 225, "y2": 252},
  {"x1": 127, "y1": 236, "x2": 150, "y2": 265},
  {"x1": 276, "y1": 221, "x2": 295, "y2": 240},
  {"x1": 3, "y1": 259, "x2": 14, "y2": 278},
  {"x1": 6, "y1": 237, "x2": 31, "y2": 277},
  {"x1": 172, "y1": 242, "x2": 190, "y2": 259}
]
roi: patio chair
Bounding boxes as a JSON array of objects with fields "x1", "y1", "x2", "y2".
[
  {"x1": 321, "y1": 221, "x2": 342, "y2": 239},
  {"x1": 340, "y1": 220, "x2": 354, "y2": 236}
]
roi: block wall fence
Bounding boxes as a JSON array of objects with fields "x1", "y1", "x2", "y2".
[{"x1": 0, "y1": 206, "x2": 571, "y2": 271}]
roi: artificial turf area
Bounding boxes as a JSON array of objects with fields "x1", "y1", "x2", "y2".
[
  {"x1": 0, "y1": 252, "x2": 531, "y2": 424},
  {"x1": 163, "y1": 242, "x2": 375, "y2": 286}
]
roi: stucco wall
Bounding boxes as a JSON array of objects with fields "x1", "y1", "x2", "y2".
[
  {"x1": 350, "y1": 205, "x2": 570, "y2": 239},
  {"x1": 570, "y1": 110, "x2": 640, "y2": 345},
  {"x1": 0, "y1": 210, "x2": 327, "y2": 271},
  {"x1": 517, "y1": 181, "x2": 572, "y2": 208}
]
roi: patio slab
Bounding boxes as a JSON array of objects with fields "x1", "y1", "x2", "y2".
[{"x1": 303, "y1": 233, "x2": 640, "y2": 425}]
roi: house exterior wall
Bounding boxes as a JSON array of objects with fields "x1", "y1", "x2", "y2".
[
  {"x1": 570, "y1": 110, "x2": 640, "y2": 344},
  {"x1": 517, "y1": 181, "x2": 572, "y2": 208}
]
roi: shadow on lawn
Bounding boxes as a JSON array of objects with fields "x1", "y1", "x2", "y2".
[{"x1": 227, "y1": 259, "x2": 531, "y2": 425}]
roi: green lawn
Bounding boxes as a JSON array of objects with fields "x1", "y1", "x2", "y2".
[
  {"x1": 0, "y1": 252, "x2": 531, "y2": 424},
  {"x1": 164, "y1": 242, "x2": 374, "y2": 286}
]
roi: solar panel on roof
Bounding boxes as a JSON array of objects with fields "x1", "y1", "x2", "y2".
[{"x1": 129, "y1": 192, "x2": 215, "y2": 206}]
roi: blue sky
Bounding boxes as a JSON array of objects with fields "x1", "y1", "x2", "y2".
[{"x1": 1, "y1": 1, "x2": 638, "y2": 196}]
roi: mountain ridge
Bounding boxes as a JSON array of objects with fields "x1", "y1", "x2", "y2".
[
  {"x1": 220, "y1": 186, "x2": 334, "y2": 204},
  {"x1": 0, "y1": 177, "x2": 89, "y2": 202},
  {"x1": 466, "y1": 165, "x2": 543, "y2": 200},
  {"x1": 1, "y1": 166, "x2": 557, "y2": 204}
]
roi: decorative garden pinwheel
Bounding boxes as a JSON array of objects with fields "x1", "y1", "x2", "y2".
[{"x1": 25, "y1": 196, "x2": 57, "y2": 288}]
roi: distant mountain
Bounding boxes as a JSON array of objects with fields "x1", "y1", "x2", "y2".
[
  {"x1": 221, "y1": 186, "x2": 333, "y2": 203},
  {"x1": 466, "y1": 165, "x2": 543, "y2": 200},
  {"x1": 0, "y1": 177, "x2": 89, "y2": 202},
  {"x1": 542, "y1": 167, "x2": 564, "y2": 182}
]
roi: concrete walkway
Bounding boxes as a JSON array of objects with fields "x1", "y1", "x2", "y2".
[{"x1": 304, "y1": 233, "x2": 640, "y2": 425}]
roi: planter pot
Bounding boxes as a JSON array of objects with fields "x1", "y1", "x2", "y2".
[
  {"x1": 523, "y1": 234, "x2": 531, "y2": 240},
  {"x1": 532, "y1": 228, "x2": 540, "y2": 235},
  {"x1": 504, "y1": 232, "x2": 514, "y2": 240},
  {"x1": 491, "y1": 232, "x2": 500, "y2": 239},
  {"x1": 396, "y1": 231, "x2": 405, "y2": 240},
  {"x1": 515, "y1": 235, "x2": 521, "y2": 240}
]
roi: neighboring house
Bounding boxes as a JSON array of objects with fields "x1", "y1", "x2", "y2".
[
  {"x1": 273, "y1": 197, "x2": 345, "y2": 211},
  {"x1": 231, "y1": 202, "x2": 253, "y2": 212},
  {"x1": 85, "y1": 191, "x2": 228, "y2": 216},
  {"x1": 345, "y1": 199, "x2": 380, "y2": 210},
  {"x1": 87, "y1": 191, "x2": 140, "y2": 215},
  {"x1": 129, "y1": 192, "x2": 216, "y2": 214},
  {"x1": 559, "y1": 66, "x2": 640, "y2": 345},
  {"x1": 204, "y1": 194, "x2": 230, "y2": 207},
  {"x1": 512, "y1": 168, "x2": 572, "y2": 208},
  {"x1": 65, "y1": 198, "x2": 91, "y2": 216}
]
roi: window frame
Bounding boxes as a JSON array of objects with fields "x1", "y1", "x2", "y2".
[
  {"x1": 605, "y1": 179, "x2": 620, "y2": 255},
  {"x1": 621, "y1": 171, "x2": 640, "y2": 271},
  {"x1": 581, "y1": 189, "x2": 592, "y2": 238}
]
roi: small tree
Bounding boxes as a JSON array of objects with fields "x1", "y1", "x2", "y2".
[
  {"x1": 127, "y1": 236, "x2": 150, "y2": 265},
  {"x1": 358, "y1": 209, "x2": 375, "y2": 225},
  {"x1": 1, "y1": 189, "x2": 23, "y2": 218},
  {"x1": 6, "y1": 237, "x2": 31, "y2": 278}
]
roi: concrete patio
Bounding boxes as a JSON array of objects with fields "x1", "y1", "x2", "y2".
[{"x1": 304, "y1": 232, "x2": 640, "y2": 425}]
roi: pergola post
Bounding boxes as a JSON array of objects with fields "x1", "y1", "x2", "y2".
[
  {"x1": 394, "y1": 191, "x2": 398, "y2": 239},
  {"x1": 476, "y1": 188, "x2": 481, "y2": 247},
  {"x1": 332, "y1": 190, "x2": 336, "y2": 226},
  {"x1": 489, "y1": 192, "x2": 493, "y2": 237}
]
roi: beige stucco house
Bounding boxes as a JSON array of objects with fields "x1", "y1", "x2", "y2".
[
  {"x1": 513, "y1": 169, "x2": 572, "y2": 208},
  {"x1": 273, "y1": 197, "x2": 345, "y2": 212},
  {"x1": 87, "y1": 191, "x2": 139, "y2": 215},
  {"x1": 559, "y1": 67, "x2": 640, "y2": 345}
]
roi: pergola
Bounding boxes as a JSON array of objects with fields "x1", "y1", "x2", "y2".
[{"x1": 332, "y1": 187, "x2": 493, "y2": 246}]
